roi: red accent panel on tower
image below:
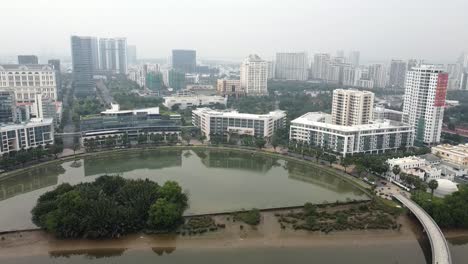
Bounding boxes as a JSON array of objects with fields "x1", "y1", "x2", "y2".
[{"x1": 434, "y1": 73, "x2": 448, "y2": 107}]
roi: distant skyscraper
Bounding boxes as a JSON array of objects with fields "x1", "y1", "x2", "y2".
[
  {"x1": 18, "y1": 55, "x2": 38, "y2": 64},
  {"x1": 172, "y1": 50, "x2": 196, "y2": 73},
  {"x1": 331, "y1": 89, "x2": 374, "y2": 126},
  {"x1": 99, "y1": 38, "x2": 128, "y2": 74},
  {"x1": 48, "y1": 59, "x2": 61, "y2": 94},
  {"x1": 388, "y1": 60, "x2": 407, "y2": 89},
  {"x1": 327, "y1": 63, "x2": 341, "y2": 84},
  {"x1": 336, "y1": 50, "x2": 345, "y2": 58},
  {"x1": 71, "y1": 36, "x2": 99, "y2": 97},
  {"x1": 267, "y1": 61, "x2": 275, "y2": 79},
  {"x1": 240, "y1": 54, "x2": 268, "y2": 96},
  {"x1": 275, "y1": 52, "x2": 309, "y2": 81},
  {"x1": 460, "y1": 72, "x2": 468, "y2": 90},
  {"x1": 402, "y1": 65, "x2": 448, "y2": 145},
  {"x1": 313, "y1": 53, "x2": 330, "y2": 80},
  {"x1": 368, "y1": 64, "x2": 386, "y2": 88},
  {"x1": 407, "y1": 59, "x2": 420, "y2": 71},
  {"x1": 127, "y1": 45, "x2": 137, "y2": 65},
  {"x1": 342, "y1": 65, "x2": 357, "y2": 86},
  {"x1": 0, "y1": 89, "x2": 16, "y2": 123},
  {"x1": 446, "y1": 63, "x2": 463, "y2": 90},
  {"x1": 348, "y1": 51, "x2": 360, "y2": 66}
]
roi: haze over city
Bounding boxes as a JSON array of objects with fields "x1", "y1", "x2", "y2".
[
  {"x1": 2, "y1": 0, "x2": 468, "y2": 62},
  {"x1": 1, "y1": 1, "x2": 468, "y2": 264}
]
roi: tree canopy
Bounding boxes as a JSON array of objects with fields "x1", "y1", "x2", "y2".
[{"x1": 31, "y1": 176, "x2": 188, "y2": 239}]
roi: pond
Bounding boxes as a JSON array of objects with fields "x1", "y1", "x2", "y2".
[{"x1": 0, "y1": 148, "x2": 368, "y2": 231}]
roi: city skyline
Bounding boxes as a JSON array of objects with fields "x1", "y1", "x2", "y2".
[{"x1": 1, "y1": 0, "x2": 468, "y2": 63}]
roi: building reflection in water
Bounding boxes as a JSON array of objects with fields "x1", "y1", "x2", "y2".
[
  {"x1": 83, "y1": 150, "x2": 183, "y2": 177},
  {"x1": 0, "y1": 165, "x2": 65, "y2": 201}
]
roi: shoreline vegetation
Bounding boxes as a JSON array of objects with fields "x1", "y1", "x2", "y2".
[{"x1": 0, "y1": 205, "x2": 425, "y2": 258}]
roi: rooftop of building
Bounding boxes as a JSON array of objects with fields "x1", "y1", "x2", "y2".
[
  {"x1": 100, "y1": 103, "x2": 160, "y2": 116},
  {"x1": 163, "y1": 94, "x2": 226, "y2": 100},
  {"x1": 291, "y1": 112, "x2": 410, "y2": 131},
  {"x1": 193, "y1": 107, "x2": 286, "y2": 119},
  {"x1": 374, "y1": 106, "x2": 404, "y2": 114},
  {"x1": 333, "y1": 88, "x2": 374, "y2": 95},
  {"x1": 387, "y1": 156, "x2": 427, "y2": 165},
  {"x1": 432, "y1": 143, "x2": 468, "y2": 156},
  {"x1": 0, "y1": 118, "x2": 54, "y2": 130},
  {"x1": 0, "y1": 64, "x2": 54, "y2": 71},
  {"x1": 244, "y1": 54, "x2": 265, "y2": 63}
]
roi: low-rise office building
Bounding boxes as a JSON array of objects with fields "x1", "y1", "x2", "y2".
[
  {"x1": 289, "y1": 112, "x2": 414, "y2": 156},
  {"x1": 163, "y1": 95, "x2": 227, "y2": 110},
  {"x1": 0, "y1": 118, "x2": 54, "y2": 155},
  {"x1": 432, "y1": 144, "x2": 468, "y2": 167},
  {"x1": 373, "y1": 107, "x2": 404, "y2": 122},
  {"x1": 217, "y1": 79, "x2": 243, "y2": 97},
  {"x1": 386, "y1": 155, "x2": 453, "y2": 183},
  {"x1": 80, "y1": 104, "x2": 181, "y2": 146},
  {"x1": 192, "y1": 108, "x2": 286, "y2": 140}
]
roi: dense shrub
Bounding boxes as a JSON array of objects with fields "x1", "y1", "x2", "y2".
[{"x1": 31, "y1": 175, "x2": 188, "y2": 238}]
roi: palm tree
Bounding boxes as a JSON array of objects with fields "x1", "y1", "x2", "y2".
[{"x1": 428, "y1": 179, "x2": 439, "y2": 198}]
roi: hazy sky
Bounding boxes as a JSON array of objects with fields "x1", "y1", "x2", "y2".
[{"x1": 2, "y1": 0, "x2": 468, "y2": 63}]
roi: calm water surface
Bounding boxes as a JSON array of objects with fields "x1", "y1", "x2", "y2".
[
  {"x1": 0, "y1": 149, "x2": 367, "y2": 231},
  {"x1": 1, "y1": 149, "x2": 468, "y2": 263},
  {"x1": 0, "y1": 237, "x2": 466, "y2": 264}
]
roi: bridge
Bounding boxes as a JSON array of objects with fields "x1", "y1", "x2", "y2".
[{"x1": 393, "y1": 194, "x2": 452, "y2": 264}]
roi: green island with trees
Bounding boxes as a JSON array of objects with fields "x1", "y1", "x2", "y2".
[{"x1": 31, "y1": 175, "x2": 188, "y2": 239}]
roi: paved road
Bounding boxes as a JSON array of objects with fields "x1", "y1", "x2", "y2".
[
  {"x1": 96, "y1": 79, "x2": 113, "y2": 106},
  {"x1": 61, "y1": 82, "x2": 77, "y2": 150},
  {"x1": 393, "y1": 194, "x2": 452, "y2": 264}
]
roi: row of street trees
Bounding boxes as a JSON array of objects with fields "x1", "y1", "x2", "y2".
[{"x1": 0, "y1": 140, "x2": 64, "y2": 171}]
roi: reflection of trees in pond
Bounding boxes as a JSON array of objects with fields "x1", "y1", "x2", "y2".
[
  {"x1": 183, "y1": 150, "x2": 192, "y2": 158},
  {"x1": 286, "y1": 161, "x2": 366, "y2": 196},
  {"x1": 152, "y1": 247, "x2": 176, "y2": 256},
  {"x1": 49, "y1": 248, "x2": 127, "y2": 259},
  {"x1": 448, "y1": 236, "x2": 468, "y2": 246},
  {"x1": 193, "y1": 149, "x2": 280, "y2": 173},
  {"x1": 83, "y1": 150, "x2": 183, "y2": 176},
  {"x1": 0, "y1": 165, "x2": 65, "y2": 201}
]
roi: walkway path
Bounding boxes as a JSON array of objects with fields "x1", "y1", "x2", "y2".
[{"x1": 393, "y1": 194, "x2": 451, "y2": 264}]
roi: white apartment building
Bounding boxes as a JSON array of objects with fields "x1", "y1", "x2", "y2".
[
  {"x1": 402, "y1": 65, "x2": 448, "y2": 145},
  {"x1": 240, "y1": 54, "x2": 268, "y2": 96},
  {"x1": 275, "y1": 52, "x2": 309, "y2": 81},
  {"x1": 331, "y1": 89, "x2": 375, "y2": 126},
  {"x1": 0, "y1": 64, "x2": 57, "y2": 103},
  {"x1": 192, "y1": 108, "x2": 286, "y2": 140},
  {"x1": 163, "y1": 95, "x2": 227, "y2": 110},
  {"x1": 0, "y1": 118, "x2": 54, "y2": 155},
  {"x1": 289, "y1": 112, "x2": 414, "y2": 157}
]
